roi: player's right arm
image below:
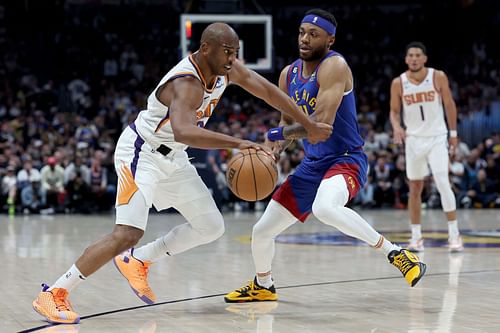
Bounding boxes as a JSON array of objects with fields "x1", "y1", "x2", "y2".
[
  {"x1": 266, "y1": 66, "x2": 296, "y2": 159},
  {"x1": 228, "y1": 59, "x2": 332, "y2": 144},
  {"x1": 163, "y1": 77, "x2": 268, "y2": 152},
  {"x1": 389, "y1": 77, "x2": 406, "y2": 144},
  {"x1": 278, "y1": 66, "x2": 296, "y2": 128}
]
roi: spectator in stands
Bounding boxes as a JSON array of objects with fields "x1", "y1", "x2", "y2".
[
  {"x1": 1, "y1": 165, "x2": 17, "y2": 215},
  {"x1": 66, "y1": 171, "x2": 91, "y2": 214},
  {"x1": 88, "y1": 152, "x2": 110, "y2": 211},
  {"x1": 465, "y1": 168, "x2": 498, "y2": 208},
  {"x1": 17, "y1": 160, "x2": 41, "y2": 192},
  {"x1": 371, "y1": 154, "x2": 395, "y2": 207},
  {"x1": 392, "y1": 154, "x2": 409, "y2": 209},
  {"x1": 20, "y1": 178, "x2": 43, "y2": 214},
  {"x1": 455, "y1": 136, "x2": 471, "y2": 159},
  {"x1": 40, "y1": 157, "x2": 65, "y2": 213},
  {"x1": 463, "y1": 148, "x2": 487, "y2": 189},
  {"x1": 64, "y1": 155, "x2": 90, "y2": 186}
]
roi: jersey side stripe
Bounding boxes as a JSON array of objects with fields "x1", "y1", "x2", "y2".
[{"x1": 154, "y1": 111, "x2": 170, "y2": 133}]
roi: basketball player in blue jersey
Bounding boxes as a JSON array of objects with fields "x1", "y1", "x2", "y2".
[
  {"x1": 225, "y1": 9, "x2": 426, "y2": 303},
  {"x1": 32, "y1": 23, "x2": 332, "y2": 324}
]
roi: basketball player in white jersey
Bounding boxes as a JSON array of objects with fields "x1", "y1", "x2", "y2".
[
  {"x1": 32, "y1": 23, "x2": 332, "y2": 324},
  {"x1": 390, "y1": 41, "x2": 463, "y2": 253}
]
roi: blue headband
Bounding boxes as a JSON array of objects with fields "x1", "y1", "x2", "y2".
[{"x1": 301, "y1": 14, "x2": 336, "y2": 36}]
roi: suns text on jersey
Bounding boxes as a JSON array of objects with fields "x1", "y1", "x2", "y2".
[{"x1": 403, "y1": 91, "x2": 436, "y2": 106}]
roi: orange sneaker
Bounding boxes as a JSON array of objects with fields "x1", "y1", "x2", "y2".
[
  {"x1": 113, "y1": 248, "x2": 156, "y2": 304},
  {"x1": 33, "y1": 284, "x2": 80, "y2": 324}
]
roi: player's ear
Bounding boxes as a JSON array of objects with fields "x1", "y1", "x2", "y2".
[
  {"x1": 200, "y1": 41, "x2": 210, "y2": 55},
  {"x1": 328, "y1": 36, "x2": 335, "y2": 49}
]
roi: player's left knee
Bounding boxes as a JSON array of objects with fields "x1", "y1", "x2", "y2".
[
  {"x1": 312, "y1": 197, "x2": 343, "y2": 222},
  {"x1": 195, "y1": 211, "x2": 225, "y2": 242},
  {"x1": 433, "y1": 172, "x2": 451, "y2": 190},
  {"x1": 433, "y1": 172, "x2": 456, "y2": 211}
]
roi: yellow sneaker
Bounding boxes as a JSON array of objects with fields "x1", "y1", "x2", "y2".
[
  {"x1": 388, "y1": 249, "x2": 427, "y2": 287},
  {"x1": 32, "y1": 284, "x2": 80, "y2": 324},
  {"x1": 225, "y1": 277, "x2": 278, "y2": 303},
  {"x1": 113, "y1": 248, "x2": 156, "y2": 304}
]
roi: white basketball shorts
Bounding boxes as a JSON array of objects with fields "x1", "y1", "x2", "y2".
[
  {"x1": 405, "y1": 134, "x2": 449, "y2": 180},
  {"x1": 113, "y1": 126, "x2": 216, "y2": 230}
]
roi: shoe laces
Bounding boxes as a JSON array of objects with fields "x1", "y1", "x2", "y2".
[
  {"x1": 134, "y1": 262, "x2": 153, "y2": 293},
  {"x1": 236, "y1": 281, "x2": 256, "y2": 294},
  {"x1": 392, "y1": 252, "x2": 415, "y2": 275},
  {"x1": 136, "y1": 264, "x2": 149, "y2": 280},
  {"x1": 52, "y1": 290, "x2": 72, "y2": 312}
]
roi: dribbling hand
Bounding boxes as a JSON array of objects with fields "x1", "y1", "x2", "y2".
[{"x1": 237, "y1": 140, "x2": 274, "y2": 160}]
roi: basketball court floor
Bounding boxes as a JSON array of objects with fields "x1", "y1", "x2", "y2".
[{"x1": 2, "y1": 208, "x2": 500, "y2": 333}]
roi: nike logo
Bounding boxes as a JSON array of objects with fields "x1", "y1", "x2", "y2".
[{"x1": 203, "y1": 96, "x2": 209, "y2": 100}]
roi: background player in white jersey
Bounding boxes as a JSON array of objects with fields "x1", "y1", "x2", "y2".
[
  {"x1": 390, "y1": 41, "x2": 463, "y2": 253},
  {"x1": 33, "y1": 23, "x2": 332, "y2": 324}
]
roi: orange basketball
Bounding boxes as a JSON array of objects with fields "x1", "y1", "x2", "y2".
[{"x1": 226, "y1": 148, "x2": 278, "y2": 201}]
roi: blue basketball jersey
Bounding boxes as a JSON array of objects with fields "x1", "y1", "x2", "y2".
[{"x1": 286, "y1": 50, "x2": 364, "y2": 158}]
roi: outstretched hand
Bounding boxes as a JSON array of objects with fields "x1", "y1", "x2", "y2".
[{"x1": 306, "y1": 122, "x2": 333, "y2": 144}]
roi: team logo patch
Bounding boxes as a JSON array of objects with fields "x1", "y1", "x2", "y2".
[
  {"x1": 347, "y1": 176, "x2": 356, "y2": 190},
  {"x1": 275, "y1": 230, "x2": 500, "y2": 248}
]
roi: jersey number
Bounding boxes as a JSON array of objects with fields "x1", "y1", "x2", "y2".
[{"x1": 419, "y1": 105, "x2": 425, "y2": 121}]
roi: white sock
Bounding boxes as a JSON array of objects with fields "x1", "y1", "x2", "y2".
[
  {"x1": 411, "y1": 224, "x2": 422, "y2": 241},
  {"x1": 50, "y1": 264, "x2": 86, "y2": 292},
  {"x1": 373, "y1": 235, "x2": 401, "y2": 256},
  {"x1": 448, "y1": 220, "x2": 459, "y2": 239},
  {"x1": 133, "y1": 236, "x2": 170, "y2": 262},
  {"x1": 257, "y1": 274, "x2": 273, "y2": 288},
  {"x1": 379, "y1": 237, "x2": 401, "y2": 256}
]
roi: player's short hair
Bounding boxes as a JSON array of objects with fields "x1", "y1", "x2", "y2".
[
  {"x1": 305, "y1": 8, "x2": 337, "y2": 27},
  {"x1": 406, "y1": 41, "x2": 427, "y2": 55}
]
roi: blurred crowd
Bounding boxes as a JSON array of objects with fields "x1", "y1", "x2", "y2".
[{"x1": 0, "y1": 2, "x2": 499, "y2": 214}]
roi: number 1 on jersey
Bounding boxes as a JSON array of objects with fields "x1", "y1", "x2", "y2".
[{"x1": 419, "y1": 105, "x2": 425, "y2": 121}]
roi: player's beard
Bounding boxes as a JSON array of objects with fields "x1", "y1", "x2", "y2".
[
  {"x1": 408, "y1": 65, "x2": 424, "y2": 73},
  {"x1": 299, "y1": 46, "x2": 327, "y2": 62}
]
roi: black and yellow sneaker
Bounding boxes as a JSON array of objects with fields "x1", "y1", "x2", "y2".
[
  {"x1": 224, "y1": 277, "x2": 278, "y2": 303},
  {"x1": 388, "y1": 249, "x2": 427, "y2": 287}
]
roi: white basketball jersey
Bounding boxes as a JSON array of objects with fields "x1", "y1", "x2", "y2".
[
  {"x1": 401, "y1": 68, "x2": 447, "y2": 137},
  {"x1": 134, "y1": 53, "x2": 228, "y2": 151}
]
